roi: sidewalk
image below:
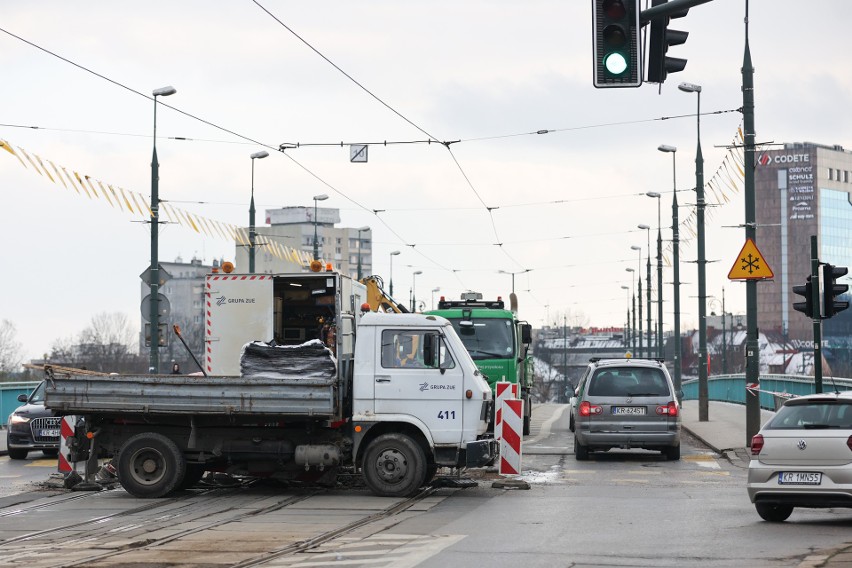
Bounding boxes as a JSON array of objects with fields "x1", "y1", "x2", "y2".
[{"x1": 680, "y1": 400, "x2": 775, "y2": 465}]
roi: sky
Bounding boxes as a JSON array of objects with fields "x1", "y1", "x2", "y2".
[{"x1": 3, "y1": 1, "x2": 852, "y2": 362}]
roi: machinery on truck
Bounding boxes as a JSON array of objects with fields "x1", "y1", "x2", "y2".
[
  {"x1": 44, "y1": 269, "x2": 496, "y2": 499},
  {"x1": 426, "y1": 292, "x2": 534, "y2": 435}
]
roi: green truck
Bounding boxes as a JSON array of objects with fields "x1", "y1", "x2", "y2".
[{"x1": 427, "y1": 292, "x2": 534, "y2": 435}]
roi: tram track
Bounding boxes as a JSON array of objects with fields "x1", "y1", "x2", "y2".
[{"x1": 0, "y1": 481, "x2": 448, "y2": 568}]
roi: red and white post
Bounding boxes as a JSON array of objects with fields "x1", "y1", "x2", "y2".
[{"x1": 499, "y1": 398, "x2": 524, "y2": 475}]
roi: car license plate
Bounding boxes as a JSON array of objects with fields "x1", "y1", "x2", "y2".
[
  {"x1": 40, "y1": 429, "x2": 60, "y2": 438},
  {"x1": 778, "y1": 472, "x2": 822, "y2": 485},
  {"x1": 612, "y1": 406, "x2": 646, "y2": 415}
]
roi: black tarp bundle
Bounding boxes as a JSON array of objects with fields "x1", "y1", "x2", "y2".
[{"x1": 240, "y1": 339, "x2": 336, "y2": 380}]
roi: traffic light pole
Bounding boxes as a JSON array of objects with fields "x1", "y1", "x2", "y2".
[
  {"x1": 810, "y1": 236, "x2": 823, "y2": 394},
  {"x1": 639, "y1": 0, "x2": 713, "y2": 24}
]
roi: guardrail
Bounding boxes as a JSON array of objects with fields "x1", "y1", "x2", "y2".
[
  {"x1": 0, "y1": 381, "x2": 40, "y2": 424},
  {"x1": 682, "y1": 374, "x2": 852, "y2": 410}
]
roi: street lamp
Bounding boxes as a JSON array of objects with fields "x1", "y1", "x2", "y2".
[
  {"x1": 411, "y1": 270, "x2": 423, "y2": 312},
  {"x1": 646, "y1": 190, "x2": 663, "y2": 359},
  {"x1": 630, "y1": 244, "x2": 642, "y2": 356},
  {"x1": 638, "y1": 223, "x2": 652, "y2": 360},
  {"x1": 621, "y1": 285, "x2": 630, "y2": 348},
  {"x1": 356, "y1": 225, "x2": 370, "y2": 280},
  {"x1": 659, "y1": 144, "x2": 681, "y2": 399},
  {"x1": 680, "y1": 80, "x2": 708, "y2": 421},
  {"x1": 249, "y1": 150, "x2": 269, "y2": 274},
  {"x1": 499, "y1": 269, "x2": 531, "y2": 294},
  {"x1": 149, "y1": 85, "x2": 176, "y2": 374},
  {"x1": 432, "y1": 287, "x2": 441, "y2": 310},
  {"x1": 625, "y1": 267, "x2": 636, "y2": 354},
  {"x1": 312, "y1": 194, "x2": 328, "y2": 261},
  {"x1": 389, "y1": 250, "x2": 401, "y2": 296}
]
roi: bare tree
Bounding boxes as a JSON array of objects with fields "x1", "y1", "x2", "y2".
[
  {"x1": 0, "y1": 319, "x2": 24, "y2": 375},
  {"x1": 77, "y1": 312, "x2": 139, "y2": 372}
]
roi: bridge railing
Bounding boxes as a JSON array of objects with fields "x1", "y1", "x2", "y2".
[{"x1": 682, "y1": 374, "x2": 852, "y2": 410}]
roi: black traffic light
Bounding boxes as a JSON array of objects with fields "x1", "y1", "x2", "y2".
[
  {"x1": 592, "y1": 0, "x2": 641, "y2": 88},
  {"x1": 792, "y1": 277, "x2": 814, "y2": 319},
  {"x1": 646, "y1": 0, "x2": 689, "y2": 84},
  {"x1": 821, "y1": 263, "x2": 849, "y2": 318}
]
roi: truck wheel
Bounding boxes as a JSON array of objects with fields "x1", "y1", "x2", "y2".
[
  {"x1": 363, "y1": 434, "x2": 427, "y2": 497},
  {"x1": 117, "y1": 433, "x2": 186, "y2": 498},
  {"x1": 178, "y1": 464, "x2": 207, "y2": 490},
  {"x1": 523, "y1": 414, "x2": 531, "y2": 436}
]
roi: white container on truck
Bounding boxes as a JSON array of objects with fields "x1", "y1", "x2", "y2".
[{"x1": 45, "y1": 271, "x2": 496, "y2": 498}]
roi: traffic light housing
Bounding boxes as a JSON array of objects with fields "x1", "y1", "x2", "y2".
[
  {"x1": 592, "y1": 0, "x2": 641, "y2": 88},
  {"x1": 792, "y1": 277, "x2": 814, "y2": 319},
  {"x1": 646, "y1": 0, "x2": 689, "y2": 84},
  {"x1": 821, "y1": 263, "x2": 849, "y2": 318}
]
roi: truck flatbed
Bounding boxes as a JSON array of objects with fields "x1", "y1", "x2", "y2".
[{"x1": 45, "y1": 371, "x2": 336, "y2": 417}]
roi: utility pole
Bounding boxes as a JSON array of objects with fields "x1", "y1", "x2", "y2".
[
  {"x1": 743, "y1": 1, "x2": 761, "y2": 445},
  {"x1": 562, "y1": 316, "x2": 568, "y2": 403}
]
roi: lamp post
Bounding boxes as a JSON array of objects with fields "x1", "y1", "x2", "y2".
[
  {"x1": 149, "y1": 85, "x2": 176, "y2": 374},
  {"x1": 248, "y1": 150, "x2": 269, "y2": 274},
  {"x1": 621, "y1": 285, "x2": 630, "y2": 348},
  {"x1": 658, "y1": 144, "x2": 681, "y2": 396},
  {"x1": 432, "y1": 287, "x2": 441, "y2": 310},
  {"x1": 630, "y1": 244, "x2": 642, "y2": 356},
  {"x1": 312, "y1": 194, "x2": 328, "y2": 261},
  {"x1": 638, "y1": 223, "x2": 652, "y2": 360},
  {"x1": 679, "y1": 80, "x2": 708, "y2": 421},
  {"x1": 411, "y1": 270, "x2": 423, "y2": 312},
  {"x1": 625, "y1": 267, "x2": 636, "y2": 354},
  {"x1": 356, "y1": 226, "x2": 370, "y2": 280},
  {"x1": 646, "y1": 191, "x2": 663, "y2": 359},
  {"x1": 389, "y1": 250, "x2": 401, "y2": 296},
  {"x1": 499, "y1": 269, "x2": 531, "y2": 294}
]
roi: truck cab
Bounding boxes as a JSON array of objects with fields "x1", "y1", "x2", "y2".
[{"x1": 426, "y1": 292, "x2": 534, "y2": 434}]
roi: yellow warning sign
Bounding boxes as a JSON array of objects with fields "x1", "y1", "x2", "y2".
[{"x1": 728, "y1": 238, "x2": 774, "y2": 280}]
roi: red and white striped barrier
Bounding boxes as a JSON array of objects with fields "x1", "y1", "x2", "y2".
[
  {"x1": 499, "y1": 399, "x2": 524, "y2": 475},
  {"x1": 58, "y1": 415, "x2": 77, "y2": 473},
  {"x1": 494, "y1": 382, "x2": 518, "y2": 440}
]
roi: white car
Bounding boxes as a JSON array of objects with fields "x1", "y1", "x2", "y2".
[{"x1": 747, "y1": 391, "x2": 852, "y2": 522}]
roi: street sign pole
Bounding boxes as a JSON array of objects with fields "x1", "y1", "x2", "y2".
[{"x1": 742, "y1": 1, "x2": 761, "y2": 446}]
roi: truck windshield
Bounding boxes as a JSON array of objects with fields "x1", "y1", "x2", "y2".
[{"x1": 448, "y1": 318, "x2": 514, "y2": 360}]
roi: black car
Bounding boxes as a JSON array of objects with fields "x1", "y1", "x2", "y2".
[{"x1": 6, "y1": 381, "x2": 61, "y2": 460}]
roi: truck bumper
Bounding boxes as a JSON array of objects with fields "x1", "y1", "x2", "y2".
[{"x1": 465, "y1": 438, "x2": 497, "y2": 468}]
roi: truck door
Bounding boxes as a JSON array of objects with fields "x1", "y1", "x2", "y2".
[
  {"x1": 205, "y1": 274, "x2": 273, "y2": 375},
  {"x1": 374, "y1": 329, "x2": 465, "y2": 445}
]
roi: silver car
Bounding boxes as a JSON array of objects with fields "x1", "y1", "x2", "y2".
[
  {"x1": 570, "y1": 358, "x2": 681, "y2": 461},
  {"x1": 747, "y1": 392, "x2": 852, "y2": 522}
]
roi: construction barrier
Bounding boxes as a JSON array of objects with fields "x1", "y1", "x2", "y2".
[
  {"x1": 58, "y1": 415, "x2": 76, "y2": 473},
  {"x1": 494, "y1": 382, "x2": 518, "y2": 441},
  {"x1": 499, "y1": 398, "x2": 524, "y2": 475}
]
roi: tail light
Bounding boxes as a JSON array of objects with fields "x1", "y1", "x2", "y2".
[
  {"x1": 579, "y1": 401, "x2": 602, "y2": 416},
  {"x1": 847, "y1": 436, "x2": 852, "y2": 452},
  {"x1": 655, "y1": 401, "x2": 678, "y2": 417},
  {"x1": 751, "y1": 434, "x2": 764, "y2": 455}
]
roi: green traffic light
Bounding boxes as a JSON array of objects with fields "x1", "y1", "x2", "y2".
[{"x1": 603, "y1": 52, "x2": 629, "y2": 75}]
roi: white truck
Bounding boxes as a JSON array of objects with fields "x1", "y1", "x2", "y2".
[{"x1": 45, "y1": 270, "x2": 496, "y2": 498}]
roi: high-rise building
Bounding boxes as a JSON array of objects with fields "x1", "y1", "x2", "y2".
[
  {"x1": 236, "y1": 206, "x2": 372, "y2": 279},
  {"x1": 755, "y1": 142, "x2": 852, "y2": 342},
  {"x1": 139, "y1": 256, "x2": 217, "y2": 372}
]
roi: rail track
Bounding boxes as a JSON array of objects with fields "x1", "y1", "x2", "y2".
[{"x1": 0, "y1": 477, "x2": 450, "y2": 567}]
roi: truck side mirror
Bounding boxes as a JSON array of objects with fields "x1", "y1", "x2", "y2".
[
  {"x1": 521, "y1": 323, "x2": 532, "y2": 344},
  {"x1": 423, "y1": 333, "x2": 436, "y2": 367}
]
